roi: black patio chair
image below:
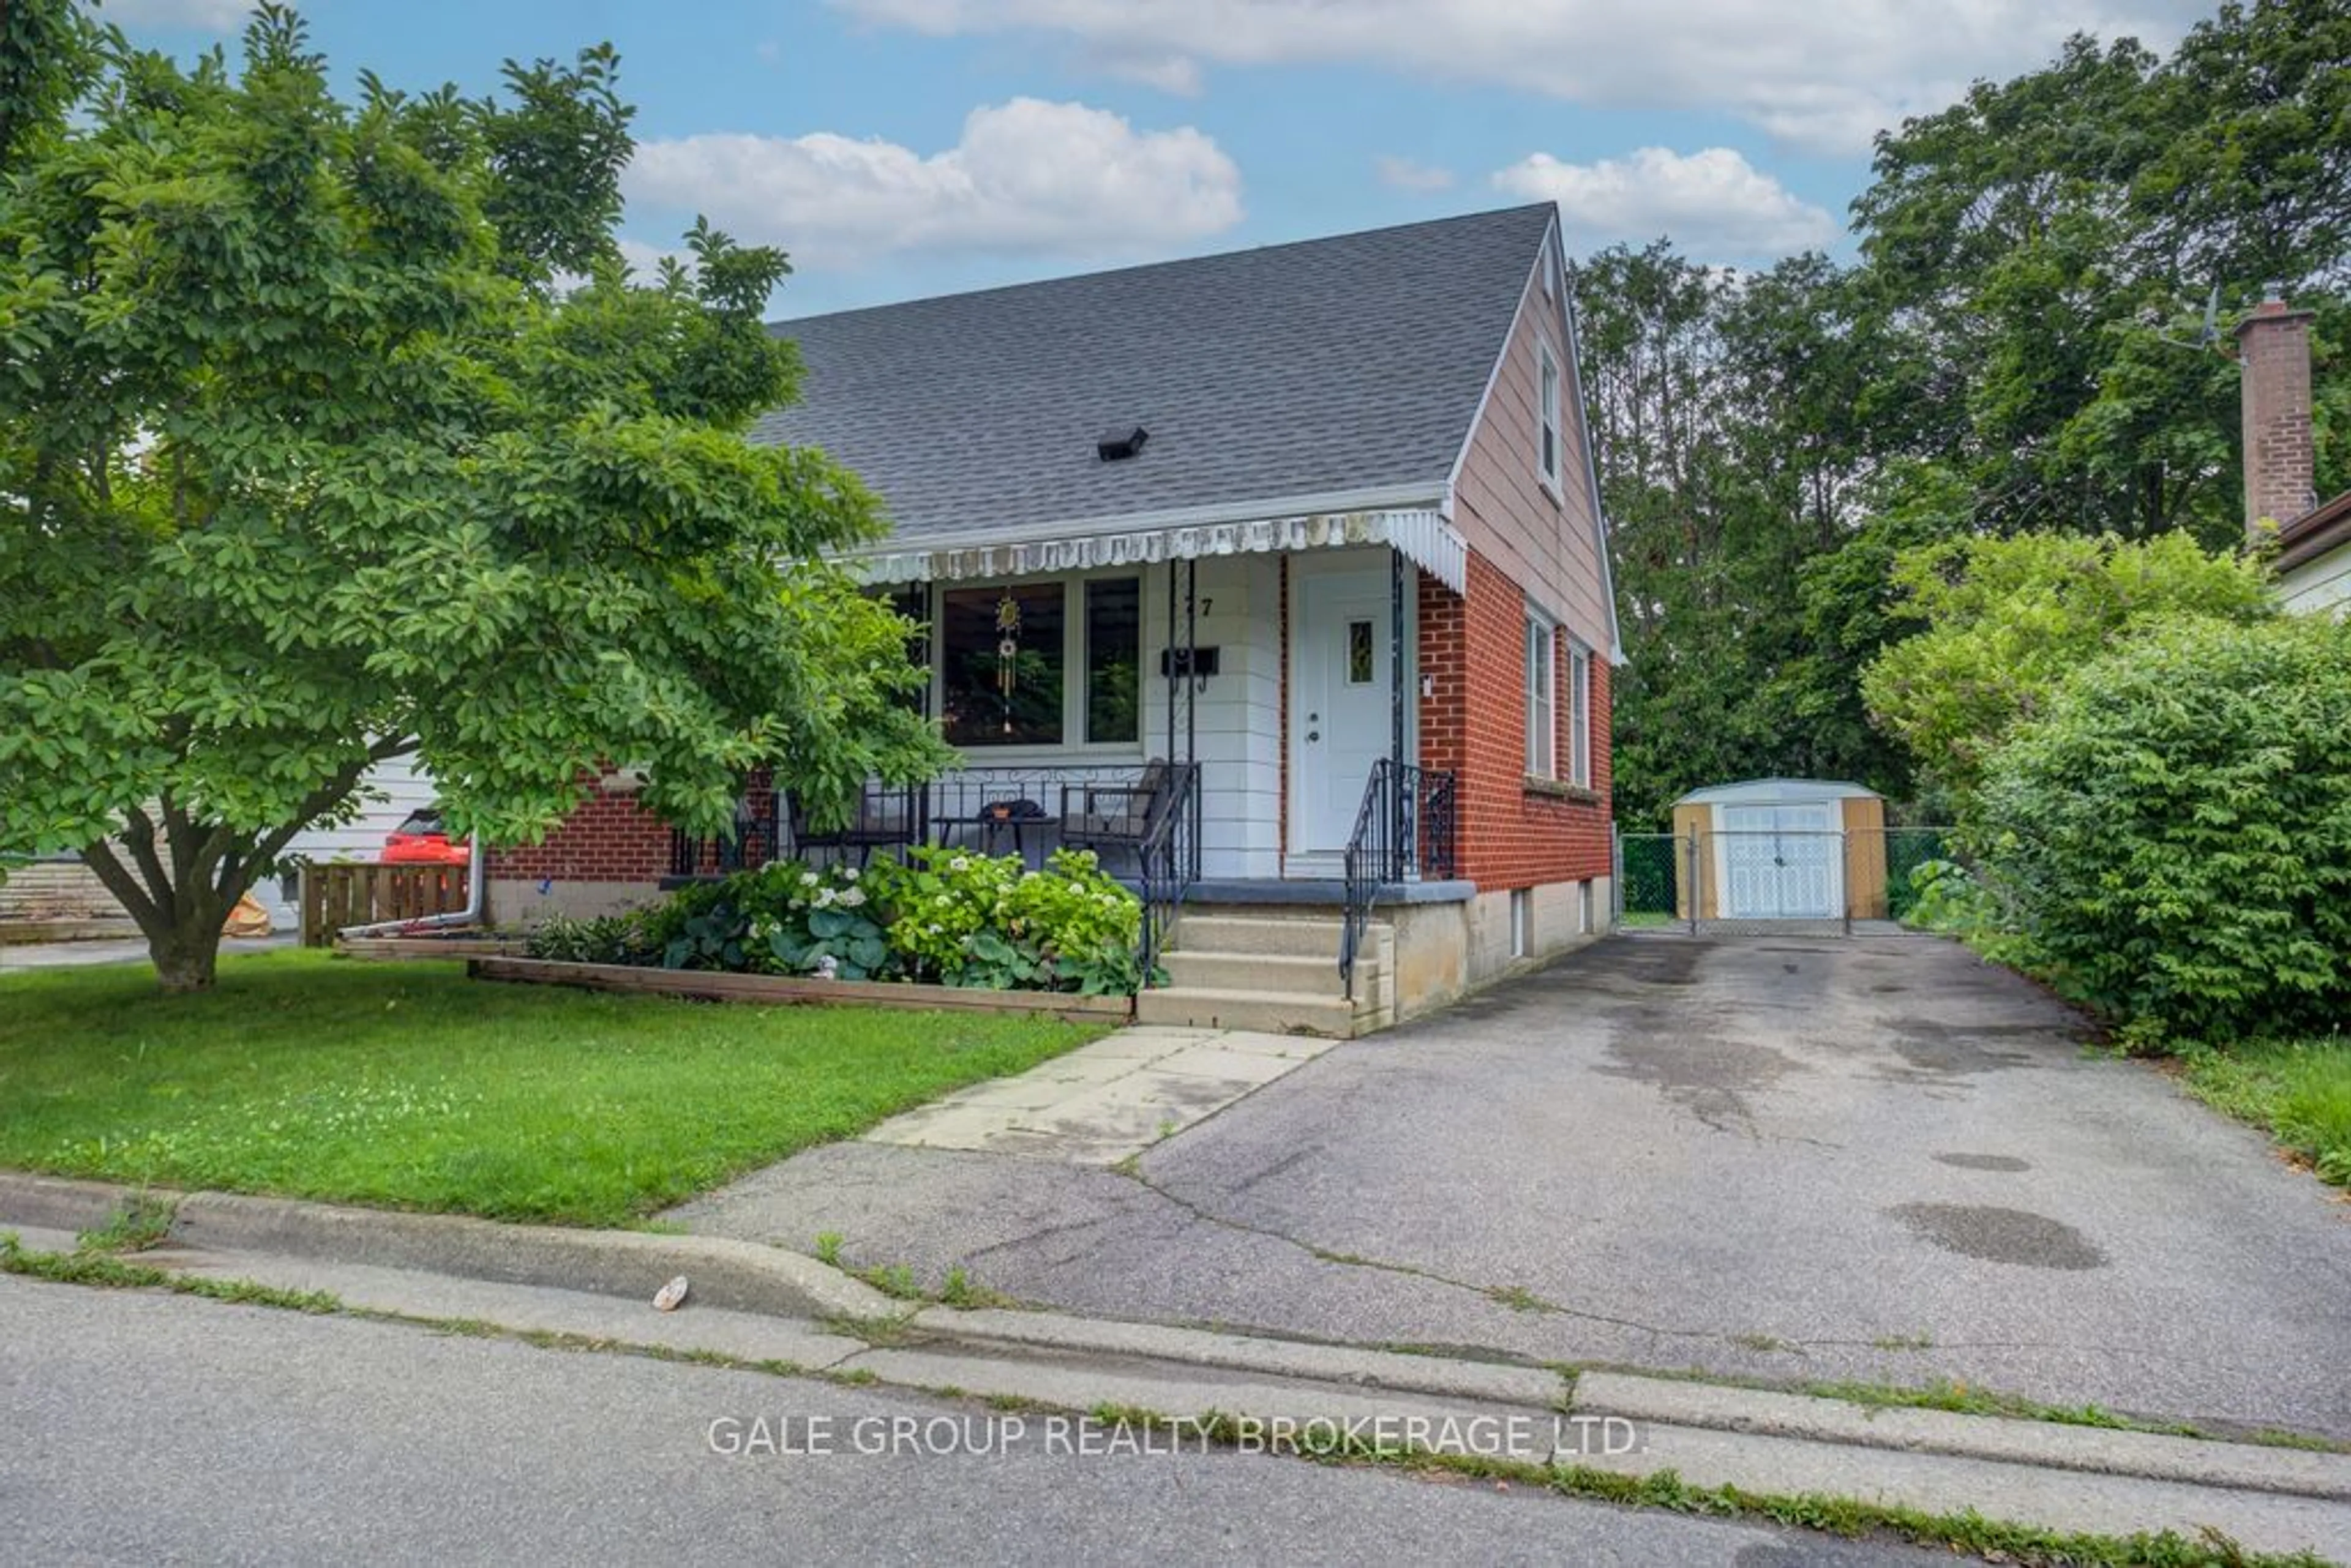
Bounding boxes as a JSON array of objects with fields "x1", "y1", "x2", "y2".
[
  {"x1": 786, "y1": 784, "x2": 924, "y2": 866},
  {"x1": 1059, "y1": 760, "x2": 1179, "y2": 870}
]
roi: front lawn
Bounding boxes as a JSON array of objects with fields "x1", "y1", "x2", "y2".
[
  {"x1": 0, "y1": 950, "x2": 1105, "y2": 1226},
  {"x1": 2178, "y1": 1037, "x2": 2351, "y2": 1188}
]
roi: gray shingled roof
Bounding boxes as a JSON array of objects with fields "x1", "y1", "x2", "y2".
[{"x1": 751, "y1": 204, "x2": 1557, "y2": 547}]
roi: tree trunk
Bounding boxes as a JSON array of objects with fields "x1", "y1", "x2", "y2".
[
  {"x1": 148, "y1": 920, "x2": 225, "y2": 994},
  {"x1": 80, "y1": 836, "x2": 242, "y2": 994}
]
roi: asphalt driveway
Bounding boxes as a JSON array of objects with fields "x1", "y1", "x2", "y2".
[{"x1": 675, "y1": 934, "x2": 2351, "y2": 1439}]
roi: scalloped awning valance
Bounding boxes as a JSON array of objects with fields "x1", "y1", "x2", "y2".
[{"x1": 852, "y1": 508, "x2": 1467, "y2": 596}]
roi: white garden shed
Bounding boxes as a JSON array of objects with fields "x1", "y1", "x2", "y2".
[{"x1": 1669, "y1": 778, "x2": 1889, "y2": 921}]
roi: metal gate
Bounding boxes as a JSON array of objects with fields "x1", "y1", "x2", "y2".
[{"x1": 1615, "y1": 827, "x2": 1953, "y2": 936}]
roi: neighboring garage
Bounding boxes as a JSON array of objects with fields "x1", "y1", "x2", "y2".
[{"x1": 1670, "y1": 778, "x2": 1888, "y2": 923}]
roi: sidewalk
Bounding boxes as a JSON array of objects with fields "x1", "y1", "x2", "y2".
[
  {"x1": 6, "y1": 1172, "x2": 2347, "y2": 1562},
  {"x1": 0, "y1": 935, "x2": 294, "y2": 970}
]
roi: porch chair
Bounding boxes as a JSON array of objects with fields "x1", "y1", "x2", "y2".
[
  {"x1": 1059, "y1": 760, "x2": 1181, "y2": 872},
  {"x1": 786, "y1": 784, "x2": 924, "y2": 866}
]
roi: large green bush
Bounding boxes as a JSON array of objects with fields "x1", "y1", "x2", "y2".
[
  {"x1": 1864, "y1": 531, "x2": 2275, "y2": 810},
  {"x1": 532, "y1": 848, "x2": 1147, "y2": 995},
  {"x1": 1974, "y1": 615, "x2": 2351, "y2": 1043}
]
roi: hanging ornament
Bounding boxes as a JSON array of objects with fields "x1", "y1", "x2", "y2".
[{"x1": 995, "y1": 591, "x2": 1023, "y2": 735}]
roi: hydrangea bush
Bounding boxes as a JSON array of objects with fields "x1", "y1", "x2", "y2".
[{"x1": 530, "y1": 847, "x2": 1148, "y2": 995}]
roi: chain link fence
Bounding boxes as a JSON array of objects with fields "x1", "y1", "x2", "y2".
[{"x1": 1615, "y1": 827, "x2": 1952, "y2": 936}]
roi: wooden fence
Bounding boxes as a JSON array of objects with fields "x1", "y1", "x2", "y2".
[{"x1": 299, "y1": 863, "x2": 470, "y2": 947}]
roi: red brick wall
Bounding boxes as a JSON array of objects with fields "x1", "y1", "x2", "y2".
[
  {"x1": 1422, "y1": 549, "x2": 1612, "y2": 891},
  {"x1": 486, "y1": 775, "x2": 674, "y2": 884}
]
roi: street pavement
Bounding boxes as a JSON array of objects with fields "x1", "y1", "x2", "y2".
[
  {"x1": 0, "y1": 1272, "x2": 1933, "y2": 1566},
  {"x1": 675, "y1": 934, "x2": 2351, "y2": 1440}
]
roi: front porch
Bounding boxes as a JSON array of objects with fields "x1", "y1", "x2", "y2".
[{"x1": 669, "y1": 542, "x2": 1464, "y2": 1016}]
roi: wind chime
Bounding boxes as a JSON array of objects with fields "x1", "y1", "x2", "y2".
[{"x1": 994, "y1": 591, "x2": 1022, "y2": 735}]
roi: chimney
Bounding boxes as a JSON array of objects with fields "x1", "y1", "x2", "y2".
[{"x1": 2234, "y1": 283, "x2": 2318, "y2": 544}]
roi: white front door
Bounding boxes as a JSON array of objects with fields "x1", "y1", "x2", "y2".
[
  {"x1": 1289, "y1": 565, "x2": 1393, "y2": 860},
  {"x1": 1719, "y1": 803, "x2": 1840, "y2": 918}
]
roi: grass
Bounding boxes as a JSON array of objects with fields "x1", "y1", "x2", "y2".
[
  {"x1": 0, "y1": 949, "x2": 1105, "y2": 1226},
  {"x1": 2175, "y1": 1037, "x2": 2351, "y2": 1187}
]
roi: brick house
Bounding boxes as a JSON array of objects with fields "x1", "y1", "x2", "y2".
[{"x1": 492, "y1": 204, "x2": 1620, "y2": 1031}]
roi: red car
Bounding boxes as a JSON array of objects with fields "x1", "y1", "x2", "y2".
[{"x1": 383, "y1": 806, "x2": 470, "y2": 865}]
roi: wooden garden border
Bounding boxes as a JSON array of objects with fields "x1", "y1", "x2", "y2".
[
  {"x1": 337, "y1": 933, "x2": 532, "y2": 961},
  {"x1": 467, "y1": 955, "x2": 1133, "y2": 1023}
]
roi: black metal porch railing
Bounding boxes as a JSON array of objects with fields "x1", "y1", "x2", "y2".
[
  {"x1": 1340, "y1": 760, "x2": 1458, "y2": 1000},
  {"x1": 667, "y1": 763, "x2": 1176, "y2": 879},
  {"x1": 1135, "y1": 762, "x2": 1202, "y2": 980},
  {"x1": 668, "y1": 792, "x2": 782, "y2": 880}
]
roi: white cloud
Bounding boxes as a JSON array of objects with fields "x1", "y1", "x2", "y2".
[
  {"x1": 1494, "y1": 147, "x2": 1839, "y2": 261},
  {"x1": 830, "y1": 0, "x2": 2205, "y2": 153},
  {"x1": 103, "y1": 0, "x2": 252, "y2": 27},
  {"x1": 1091, "y1": 51, "x2": 1203, "y2": 96},
  {"x1": 623, "y1": 98, "x2": 1242, "y2": 267},
  {"x1": 1376, "y1": 156, "x2": 1455, "y2": 193}
]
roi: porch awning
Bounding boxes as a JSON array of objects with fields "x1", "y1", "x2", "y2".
[{"x1": 852, "y1": 508, "x2": 1468, "y2": 596}]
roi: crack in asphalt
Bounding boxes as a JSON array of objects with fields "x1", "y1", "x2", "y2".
[
  {"x1": 1086, "y1": 1166, "x2": 2084, "y2": 1364},
  {"x1": 1115, "y1": 1163, "x2": 1758, "y2": 1348}
]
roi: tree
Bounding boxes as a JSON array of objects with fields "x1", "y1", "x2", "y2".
[
  {"x1": 1974, "y1": 615, "x2": 2351, "y2": 1041},
  {"x1": 1861, "y1": 531, "x2": 2275, "y2": 810},
  {"x1": 0, "y1": 6, "x2": 948, "y2": 991},
  {"x1": 1573, "y1": 244, "x2": 1908, "y2": 825}
]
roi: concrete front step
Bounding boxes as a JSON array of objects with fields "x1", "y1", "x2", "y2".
[
  {"x1": 1161, "y1": 950, "x2": 1352, "y2": 997},
  {"x1": 1135, "y1": 985, "x2": 1387, "y2": 1038},
  {"x1": 1172, "y1": 913, "x2": 1380, "y2": 961}
]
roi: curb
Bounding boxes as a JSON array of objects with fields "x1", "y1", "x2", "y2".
[
  {"x1": 1572, "y1": 1370, "x2": 2351, "y2": 1504},
  {"x1": 906, "y1": 1305, "x2": 1568, "y2": 1409},
  {"x1": 0, "y1": 1172, "x2": 894, "y2": 1323},
  {"x1": 9, "y1": 1171, "x2": 2347, "y2": 1517}
]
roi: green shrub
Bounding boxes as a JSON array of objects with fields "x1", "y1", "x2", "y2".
[
  {"x1": 523, "y1": 912, "x2": 653, "y2": 966},
  {"x1": 1973, "y1": 615, "x2": 2351, "y2": 1043},
  {"x1": 590, "y1": 847, "x2": 1148, "y2": 994},
  {"x1": 874, "y1": 846, "x2": 1141, "y2": 992}
]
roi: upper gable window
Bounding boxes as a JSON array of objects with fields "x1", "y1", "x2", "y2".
[{"x1": 1537, "y1": 342, "x2": 1562, "y2": 492}]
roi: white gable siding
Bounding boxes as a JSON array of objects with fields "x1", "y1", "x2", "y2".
[
  {"x1": 2280, "y1": 543, "x2": 2351, "y2": 615},
  {"x1": 1449, "y1": 263, "x2": 1612, "y2": 656}
]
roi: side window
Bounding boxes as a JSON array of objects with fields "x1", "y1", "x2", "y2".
[
  {"x1": 1524, "y1": 614, "x2": 1555, "y2": 778},
  {"x1": 1537, "y1": 342, "x2": 1562, "y2": 491},
  {"x1": 1569, "y1": 645, "x2": 1591, "y2": 788}
]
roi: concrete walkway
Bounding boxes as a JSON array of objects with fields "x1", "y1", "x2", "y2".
[{"x1": 860, "y1": 1026, "x2": 1340, "y2": 1165}]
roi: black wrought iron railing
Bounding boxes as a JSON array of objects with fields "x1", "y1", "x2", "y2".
[
  {"x1": 667, "y1": 762, "x2": 1180, "y2": 879},
  {"x1": 668, "y1": 792, "x2": 782, "y2": 880},
  {"x1": 1134, "y1": 762, "x2": 1202, "y2": 981},
  {"x1": 1340, "y1": 760, "x2": 1458, "y2": 999}
]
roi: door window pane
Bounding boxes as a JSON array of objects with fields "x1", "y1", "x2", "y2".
[
  {"x1": 940, "y1": 584, "x2": 1064, "y2": 746},
  {"x1": 1346, "y1": 619, "x2": 1374, "y2": 685},
  {"x1": 1085, "y1": 578, "x2": 1140, "y2": 744}
]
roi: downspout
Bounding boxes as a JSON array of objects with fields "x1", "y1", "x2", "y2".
[{"x1": 334, "y1": 833, "x2": 485, "y2": 939}]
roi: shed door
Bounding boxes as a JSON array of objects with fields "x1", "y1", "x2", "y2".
[{"x1": 1720, "y1": 803, "x2": 1839, "y2": 919}]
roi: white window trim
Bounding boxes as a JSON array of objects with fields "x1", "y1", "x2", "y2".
[
  {"x1": 1536, "y1": 340, "x2": 1564, "y2": 497},
  {"x1": 1524, "y1": 610, "x2": 1556, "y2": 780},
  {"x1": 1568, "y1": 642, "x2": 1592, "y2": 789},
  {"x1": 920, "y1": 571, "x2": 1148, "y2": 757}
]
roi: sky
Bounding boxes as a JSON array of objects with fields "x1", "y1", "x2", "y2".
[{"x1": 107, "y1": 0, "x2": 2216, "y2": 320}]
